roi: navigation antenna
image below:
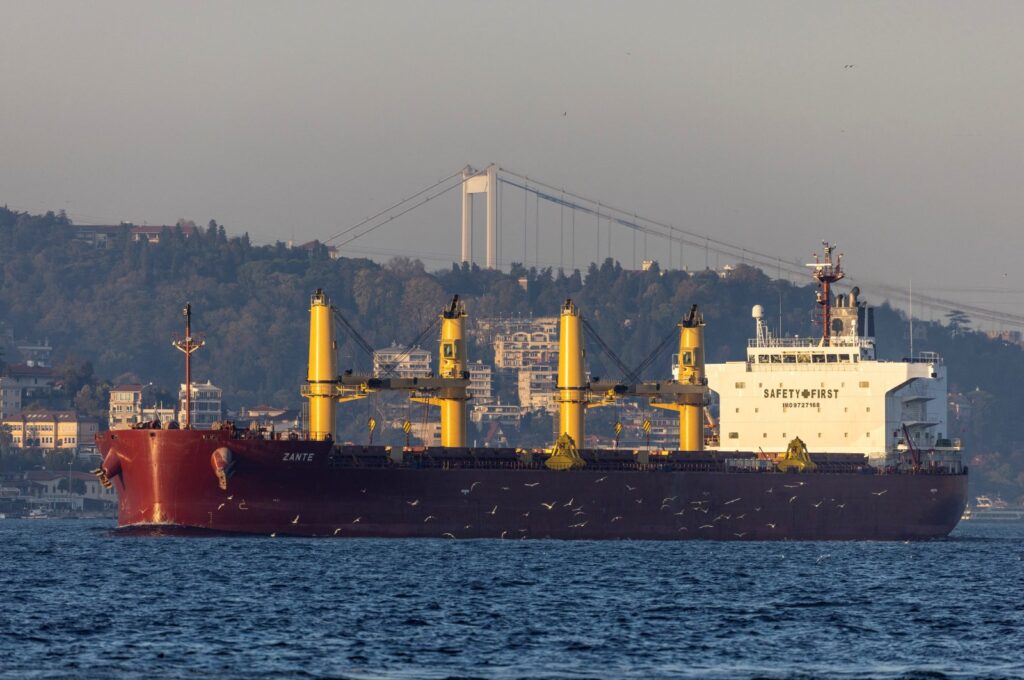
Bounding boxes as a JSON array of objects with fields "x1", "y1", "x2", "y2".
[
  {"x1": 172, "y1": 303, "x2": 205, "y2": 429},
  {"x1": 807, "y1": 242, "x2": 844, "y2": 346}
]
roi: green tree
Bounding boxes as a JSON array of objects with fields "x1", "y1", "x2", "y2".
[{"x1": 946, "y1": 309, "x2": 971, "y2": 336}]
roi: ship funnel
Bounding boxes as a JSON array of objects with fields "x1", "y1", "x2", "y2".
[
  {"x1": 557, "y1": 299, "x2": 586, "y2": 449},
  {"x1": 306, "y1": 289, "x2": 337, "y2": 441}
]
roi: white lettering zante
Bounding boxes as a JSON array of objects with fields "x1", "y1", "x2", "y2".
[{"x1": 282, "y1": 452, "x2": 316, "y2": 462}]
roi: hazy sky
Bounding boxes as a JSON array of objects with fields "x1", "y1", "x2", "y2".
[{"x1": 2, "y1": 1, "x2": 1022, "y2": 323}]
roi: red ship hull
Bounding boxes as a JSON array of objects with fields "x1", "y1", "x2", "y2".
[{"x1": 96, "y1": 429, "x2": 967, "y2": 540}]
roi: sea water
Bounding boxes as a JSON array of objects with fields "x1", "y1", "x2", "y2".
[{"x1": 2, "y1": 520, "x2": 1022, "y2": 679}]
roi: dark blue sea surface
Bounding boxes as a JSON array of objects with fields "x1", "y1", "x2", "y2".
[{"x1": 2, "y1": 520, "x2": 1022, "y2": 679}]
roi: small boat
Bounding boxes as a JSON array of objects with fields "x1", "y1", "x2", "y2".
[{"x1": 962, "y1": 495, "x2": 1024, "y2": 522}]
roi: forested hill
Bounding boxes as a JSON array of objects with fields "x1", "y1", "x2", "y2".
[{"x1": 2, "y1": 207, "x2": 1023, "y2": 492}]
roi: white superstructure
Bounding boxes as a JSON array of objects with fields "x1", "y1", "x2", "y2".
[{"x1": 703, "y1": 248, "x2": 959, "y2": 464}]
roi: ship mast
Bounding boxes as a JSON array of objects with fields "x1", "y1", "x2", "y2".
[
  {"x1": 172, "y1": 303, "x2": 205, "y2": 429},
  {"x1": 808, "y1": 242, "x2": 844, "y2": 346}
]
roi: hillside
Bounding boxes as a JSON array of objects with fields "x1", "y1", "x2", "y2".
[{"x1": 1, "y1": 207, "x2": 1022, "y2": 496}]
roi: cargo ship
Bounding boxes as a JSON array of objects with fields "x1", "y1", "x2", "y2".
[{"x1": 94, "y1": 243, "x2": 967, "y2": 539}]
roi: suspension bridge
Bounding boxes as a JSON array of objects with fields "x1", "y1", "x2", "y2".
[{"x1": 322, "y1": 164, "x2": 1024, "y2": 330}]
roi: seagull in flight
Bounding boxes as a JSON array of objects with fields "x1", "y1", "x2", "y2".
[
  {"x1": 540, "y1": 501, "x2": 556, "y2": 510},
  {"x1": 487, "y1": 505, "x2": 498, "y2": 515},
  {"x1": 524, "y1": 482, "x2": 540, "y2": 488},
  {"x1": 611, "y1": 516, "x2": 623, "y2": 522},
  {"x1": 352, "y1": 516, "x2": 362, "y2": 523},
  {"x1": 407, "y1": 499, "x2": 420, "y2": 506},
  {"x1": 872, "y1": 490, "x2": 888, "y2": 496},
  {"x1": 291, "y1": 514, "x2": 300, "y2": 524},
  {"x1": 595, "y1": 476, "x2": 607, "y2": 483},
  {"x1": 423, "y1": 515, "x2": 436, "y2": 522}
]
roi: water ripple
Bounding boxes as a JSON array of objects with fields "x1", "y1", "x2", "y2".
[{"x1": 0, "y1": 520, "x2": 1022, "y2": 679}]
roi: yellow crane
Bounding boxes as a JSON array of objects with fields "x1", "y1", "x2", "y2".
[
  {"x1": 411, "y1": 296, "x2": 469, "y2": 447},
  {"x1": 649, "y1": 305, "x2": 708, "y2": 451},
  {"x1": 306, "y1": 289, "x2": 339, "y2": 441},
  {"x1": 305, "y1": 291, "x2": 470, "y2": 447}
]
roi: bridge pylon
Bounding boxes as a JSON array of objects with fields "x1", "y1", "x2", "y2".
[{"x1": 461, "y1": 164, "x2": 498, "y2": 269}]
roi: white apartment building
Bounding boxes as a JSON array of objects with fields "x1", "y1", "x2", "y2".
[
  {"x1": 467, "y1": 361, "x2": 494, "y2": 403},
  {"x1": 492, "y1": 320, "x2": 559, "y2": 369},
  {"x1": 517, "y1": 366, "x2": 558, "y2": 414},
  {"x1": 108, "y1": 384, "x2": 149, "y2": 429},
  {"x1": 373, "y1": 344, "x2": 432, "y2": 378},
  {"x1": 178, "y1": 381, "x2": 223, "y2": 429}
]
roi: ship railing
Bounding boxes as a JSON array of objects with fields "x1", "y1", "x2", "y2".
[
  {"x1": 748, "y1": 337, "x2": 873, "y2": 349},
  {"x1": 901, "y1": 352, "x2": 944, "y2": 365}
]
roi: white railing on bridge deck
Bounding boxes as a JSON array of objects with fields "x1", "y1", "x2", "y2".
[{"x1": 747, "y1": 336, "x2": 874, "y2": 349}]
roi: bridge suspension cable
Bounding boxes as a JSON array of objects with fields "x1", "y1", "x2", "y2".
[
  {"x1": 499, "y1": 168, "x2": 1024, "y2": 328},
  {"x1": 323, "y1": 169, "x2": 464, "y2": 246},
  {"x1": 321, "y1": 163, "x2": 1024, "y2": 329}
]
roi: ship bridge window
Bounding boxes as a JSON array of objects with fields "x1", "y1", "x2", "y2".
[
  {"x1": 770, "y1": 354, "x2": 782, "y2": 363},
  {"x1": 758, "y1": 354, "x2": 769, "y2": 363},
  {"x1": 812, "y1": 354, "x2": 826, "y2": 364},
  {"x1": 798, "y1": 354, "x2": 811, "y2": 364},
  {"x1": 827, "y1": 354, "x2": 838, "y2": 363},
  {"x1": 783, "y1": 354, "x2": 796, "y2": 364},
  {"x1": 839, "y1": 354, "x2": 851, "y2": 362}
]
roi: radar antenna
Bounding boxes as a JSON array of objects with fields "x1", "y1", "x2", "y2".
[{"x1": 807, "y1": 241, "x2": 844, "y2": 346}]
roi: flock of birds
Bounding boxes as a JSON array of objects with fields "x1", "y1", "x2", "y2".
[{"x1": 206, "y1": 475, "x2": 884, "y2": 540}]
